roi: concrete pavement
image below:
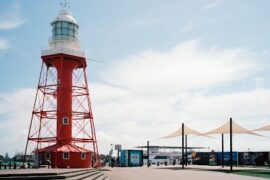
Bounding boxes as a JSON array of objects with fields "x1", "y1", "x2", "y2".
[{"x1": 104, "y1": 165, "x2": 268, "y2": 180}]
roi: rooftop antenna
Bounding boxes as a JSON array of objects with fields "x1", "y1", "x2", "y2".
[{"x1": 60, "y1": 0, "x2": 70, "y2": 9}]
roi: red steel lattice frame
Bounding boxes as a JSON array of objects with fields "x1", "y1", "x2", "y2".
[{"x1": 24, "y1": 53, "x2": 100, "y2": 168}]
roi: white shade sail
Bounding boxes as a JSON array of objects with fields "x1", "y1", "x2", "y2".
[
  {"x1": 161, "y1": 125, "x2": 207, "y2": 139},
  {"x1": 253, "y1": 124, "x2": 270, "y2": 131},
  {"x1": 204, "y1": 120, "x2": 261, "y2": 136}
]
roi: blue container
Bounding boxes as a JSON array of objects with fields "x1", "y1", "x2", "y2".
[
  {"x1": 216, "y1": 152, "x2": 238, "y2": 165},
  {"x1": 119, "y1": 150, "x2": 143, "y2": 167}
]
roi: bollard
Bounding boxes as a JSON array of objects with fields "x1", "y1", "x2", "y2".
[
  {"x1": 4, "y1": 165, "x2": 6, "y2": 169},
  {"x1": 8, "y1": 162, "x2": 11, "y2": 169},
  {"x1": 13, "y1": 163, "x2": 16, "y2": 169},
  {"x1": 28, "y1": 162, "x2": 30, "y2": 169}
]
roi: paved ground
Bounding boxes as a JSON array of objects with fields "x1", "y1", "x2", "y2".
[
  {"x1": 104, "y1": 165, "x2": 269, "y2": 180},
  {"x1": 0, "y1": 168, "x2": 108, "y2": 180},
  {"x1": 0, "y1": 168, "x2": 85, "y2": 174},
  {"x1": 1, "y1": 166, "x2": 269, "y2": 179}
]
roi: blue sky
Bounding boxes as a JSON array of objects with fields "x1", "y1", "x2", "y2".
[
  {"x1": 1, "y1": 0, "x2": 270, "y2": 156},
  {"x1": 2, "y1": 0, "x2": 270, "y2": 90}
]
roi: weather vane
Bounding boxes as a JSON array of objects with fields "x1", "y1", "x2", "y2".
[{"x1": 60, "y1": 0, "x2": 70, "y2": 9}]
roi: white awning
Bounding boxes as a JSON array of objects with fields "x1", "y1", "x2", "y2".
[
  {"x1": 161, "y1": 125, "x2": 209, "y2": 139},
  {"x1": 253, "y1": 124, "x2": 270, "y2": 132},
  {"x1": 204, "y1": 120, "x2": 261, "y2": 136}
]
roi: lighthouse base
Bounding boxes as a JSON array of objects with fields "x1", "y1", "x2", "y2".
[{"x1": 38, "y1": 144, "x2": 92, "y2": 168}]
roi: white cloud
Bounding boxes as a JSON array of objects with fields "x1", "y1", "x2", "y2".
[
  {"x1": 181, "y1": 20, "x2": 200, "y2": 32},
  {"x1": 203, "y1": 0, "x2": 224, "y2": 10},
  {"x1": 0, "y1": 88, "x2": 36, "y2": 156},
  {"x1": 124, "y1": 17, "x2": 163, "y2": 29},
  {"x1": 1, "y1": 40, "x2": 270, "y2": 156},
  {"x1": 96, "y1": 131, "x2": 146, "y2": 156},
  {"x1": 175, "y1": 89, "x2": 270, "y2": 129},
  {"x1": 94, "y1": 87, "x2": 270, "y2": 153},
  {"x1": 0, "y1": 2, "x2": 27, "y2": 30},
  {"x1": 89, "y1": 40, "x2": 269, "y2": 153},
  {"x1": 100, "y1": 40, "x2": 259, "y2": 97},
  {"x1": 182, "y1": 1, "x2": 224, "y2": 32},
  {"x1": 0, "y1": 17, "x2": 26, "y2": 30},
  {"x1": 0, "y1": 39, "x2": 9, "y2": 50}
]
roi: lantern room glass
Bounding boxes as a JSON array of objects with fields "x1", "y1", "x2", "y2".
[{"x1": 52, "y1": 21, "x2": 78, "y2": 40}]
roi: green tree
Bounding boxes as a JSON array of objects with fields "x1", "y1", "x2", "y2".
[{"x1": 4, "y1": 152, "x2": 10, "y2": 162}]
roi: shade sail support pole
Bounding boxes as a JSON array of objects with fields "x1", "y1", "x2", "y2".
[
  {"x1": 182, "y1": 123, "x2": 184, "y2": 169},
  {"x1": 222, "y1": 133, "x2": 224, "y2": 168},
  {"x1": 147, "y1": 140, "x2": 150, "y2": 168},
  {"x1": 185, "y1": 135, "x2": 187, "y2": 166},
  {"x1": 230, "y1": 117, "x2": 233, "y2": 171}
]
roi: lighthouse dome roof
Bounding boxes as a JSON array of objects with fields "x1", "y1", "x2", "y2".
[{"x1": 51, "y1": 8, "x2": 78, "y2": 25}]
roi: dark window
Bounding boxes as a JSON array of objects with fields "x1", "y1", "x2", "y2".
[
  {"x1": 81, "y1": 152, "x2": 86, "y2": 160},
  {"x1": 63, "y1": 152, "x2": 70, "y2": 159},
  {"x1": 63, "y1": 117, "x2": 69, "y2": 125},
  {"x1": 45, "y1": 152, "x2": 51, "y2": 159},
  {"x1": 154, "y1": 156, "x2": 168, "y2": 159}
]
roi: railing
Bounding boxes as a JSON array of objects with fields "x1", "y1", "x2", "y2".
[
  {"x1": 0, "y1": 161, "x2": 34, "y2": 169},
  {"x1": 41, "y1": 47, "x2": 85, "y2": 58}
]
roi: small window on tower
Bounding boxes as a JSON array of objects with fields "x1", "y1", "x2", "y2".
[
  {"x1": 63, "y1": 152, "x2": 70, "y2": 159},
  {"x1": 45, "y1": 152, "x2": 51, "y2": 159},
  {"x1": 81, "y1": 152, "x2": 86, "y2": 160},
  {"x1": 63, "y1": 117, "x2": 69, "y2": 125}
]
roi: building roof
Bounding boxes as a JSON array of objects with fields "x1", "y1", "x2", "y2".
[
  {"x1": 51, "y1": 8, "x2": 78, "y2": 25},
  {"x1": 39, "y1": 144, "x2": 90, "y2": 153},
  {"x1": 136, "y1": 145, "x2": 208, "y2": 150}
]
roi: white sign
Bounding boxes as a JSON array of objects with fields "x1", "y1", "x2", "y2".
[{"x1": 115, "y1": 144, "x2": 122, "y2": 150}]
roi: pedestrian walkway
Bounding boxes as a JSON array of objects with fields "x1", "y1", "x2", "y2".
[
  {"x1": 104, "y1": 165, "x2": 269, "y2": 180},
  {"x1": 0, "y1": 168, "x2": 109, "y2": 179}
]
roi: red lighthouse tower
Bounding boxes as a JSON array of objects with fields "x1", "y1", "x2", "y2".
[{"x1": 24, "y1": 8, "x2": 100, "y2": 168}]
